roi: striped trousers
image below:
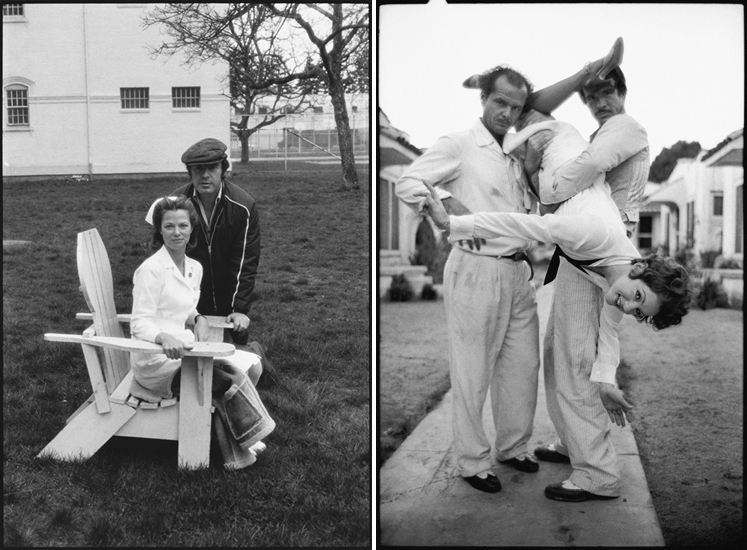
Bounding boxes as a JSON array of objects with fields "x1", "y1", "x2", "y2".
[
  {"x1": 544, "y1": 258, "x2": 620, "y2": 496},
  {"x1": 444, "y1": 248, "x2": 540, "y2": 478}
]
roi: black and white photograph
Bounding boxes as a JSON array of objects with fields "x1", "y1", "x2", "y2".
[
  {"x1": 378, "y1": 2, "x2": 742, "y2": 546},
  {"x1": 4, "y1": 3, "x2": 370, "y2": 546}
]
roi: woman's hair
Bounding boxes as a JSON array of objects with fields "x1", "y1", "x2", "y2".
[
  {"x1": 478, "y1": 65, "x2": 534, "y2": 113},
  {"x1": 149, "y1": 195, "x2": 199, "y2": 252},
  {"x1": 630, "y1": 254, "x2": 691, "y2": 330}
]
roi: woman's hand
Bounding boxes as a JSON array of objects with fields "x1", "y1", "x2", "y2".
[
  {"x1": 193, "y1": 315, "x2": 210, "y2": 342},
  {"x1": 598, "y1": 382, "x2": 634, "y2": 427},
  {"x1": 524, "y1": 130, "x2": 552, "y2": 175},
  {"x1": 414, "y1": 181, "x2": 451, "y2": 231},
  {"x1": 157, "y1": 333, "x2": 193, "y2": 360}
]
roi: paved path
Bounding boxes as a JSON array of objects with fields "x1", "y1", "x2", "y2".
[{"x1": 379, "y1": 282, "x2": 664, "y2": 546}]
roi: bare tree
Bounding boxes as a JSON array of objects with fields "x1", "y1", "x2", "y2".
[
  {"x1": 264, "y1": 3, "x2": 369, "y2": 190},
  {"x1": 143, "y1": 4, "x2": 324, "y2": 164},
  {"x1": 143, "y1": 3, "x2": 369, "y2": 189}
]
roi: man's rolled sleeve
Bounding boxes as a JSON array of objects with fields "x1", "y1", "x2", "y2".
[{"x1": 395, "y1": 137, "x2": 461, "y2": 210}]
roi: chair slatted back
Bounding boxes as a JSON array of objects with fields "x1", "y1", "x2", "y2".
[{"x1": 77, "y1": 229, "x2": 131, "y2": 393}]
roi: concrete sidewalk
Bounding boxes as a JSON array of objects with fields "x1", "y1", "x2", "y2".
[{"x1": 379, "y1": 283, "x2": 664, "y2": 546}]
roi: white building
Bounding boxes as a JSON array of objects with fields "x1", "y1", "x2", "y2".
[
  {"x1": 378, "y1": 108, "x2": 433, "y2": 297},
  {"x1": 2, "y1": 3, "x2": 230, "y2": 178},
  {"x1": 231, "y1": 93, "x2": 369, "y2": 159},
  {"x1": 644, "y1": 128, "x2": 743, "y2": 262}
]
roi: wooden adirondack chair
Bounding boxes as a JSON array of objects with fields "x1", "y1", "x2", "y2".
[{"x1": 39, "y1": 228, "x2": 235, "y2": 469}]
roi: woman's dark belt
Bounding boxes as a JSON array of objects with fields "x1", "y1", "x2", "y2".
[
  {"x1": 499, "y1": 251, "x2": 534, "y2": 281},
  {"x1": 543, "y1": 246, "x2": 599, "y2": 285}
]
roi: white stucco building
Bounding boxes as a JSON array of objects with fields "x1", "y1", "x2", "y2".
[
  {"x1": 2, "y1": 3, "x2": 230, "y2": 178},
  {"x1": 644, "y1": 128, "x2": 743, "y2": 261}
]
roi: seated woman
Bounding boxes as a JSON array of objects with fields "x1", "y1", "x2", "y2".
[
  {"x1": 416, "y1": 116, "x2": 691, "y2": 422},
  {"x1": 130, "y1": 195, "x2": 275, "y2": 469}
]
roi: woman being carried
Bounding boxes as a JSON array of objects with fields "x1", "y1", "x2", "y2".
[{"x1": 416, "y1": 113, "x2": 690, "y2": 425}]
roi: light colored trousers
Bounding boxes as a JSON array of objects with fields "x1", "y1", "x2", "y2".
[
  {"x1": 544, "y1": 259, "x2": 620, "y2": 496},
  {"x1": 444, "y1": 248, "x2": 540, "y2": 478}
]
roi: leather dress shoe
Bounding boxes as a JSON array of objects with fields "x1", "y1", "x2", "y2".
[
  {"x1": 545, "y1": 482, "x2": 618, "y2": 502},
  {"x1": 463, "y1": 473, "x2": 502, "y2": 493},
  {"x1": 534, "y1": 445, "x2": 571, "y2": 463},
  {"x1": 499, "y1": 455, "x2": 539, "y2": 473}
]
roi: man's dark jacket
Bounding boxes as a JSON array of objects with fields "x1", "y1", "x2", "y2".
[{"x1": 172, "y1": 180, "x2": 260, "y2": 329}]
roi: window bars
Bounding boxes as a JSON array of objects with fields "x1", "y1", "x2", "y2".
[{"x1": 120, "y1": 88, "x2": 149, "y2": 109}]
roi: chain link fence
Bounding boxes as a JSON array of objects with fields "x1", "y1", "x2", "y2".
[{"x1": 230, "y1": 110, "x2": 369, "y2": 160}]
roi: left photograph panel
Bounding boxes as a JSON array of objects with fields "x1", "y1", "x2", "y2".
[{"x1": 3, "y1": 2, "x2": 372, "y2": 547}]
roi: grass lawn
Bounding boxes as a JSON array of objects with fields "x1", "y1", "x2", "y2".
[
  {"x1": 3, "y1": 165, "x2": 371, "y2": 546},
  {"x1": 617, "y1": 306, "x2": 743, "y2": 546}
]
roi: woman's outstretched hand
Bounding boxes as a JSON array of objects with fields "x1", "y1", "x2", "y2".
[
  {"x1": 598, "y1": 382, "x2": 634, "y2": 427},
  {"x1": 414, "y1": 181, "x2": 451, "y2": 231}
]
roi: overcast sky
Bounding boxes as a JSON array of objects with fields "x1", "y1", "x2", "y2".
[{"x1": 378, "y1": 2, "x2": 744, "y2": 160}]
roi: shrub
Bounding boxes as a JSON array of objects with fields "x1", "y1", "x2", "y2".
[
  {"x1": 674, "y1": 246, "x2": 698, "y2": 270},
  {"x1": 388, "y1": 274, "x2": 413, "y2": 302},
  {"x1": 410, "y1": 219, "x2": 451, "y2": 285},
  {"x1": 696, "y1": 277, "x2": 730, "y2": 310},
  {"x1": 699, "y1": 249, "x2": 721, "y2": 269},
  {"x1": 420, "y1": 283, "x2": 438, "y2": 301},
  {"x1": 715, "y1": 256, "x2": 743, "y2": 269}
]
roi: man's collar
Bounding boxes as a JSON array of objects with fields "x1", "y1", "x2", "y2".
[
  {"x1": 190, "y1": 181, "x2": 224, "y2": 204},
  {"x1": 474, "y1": 119, "x2": 505, "y2": 147}
]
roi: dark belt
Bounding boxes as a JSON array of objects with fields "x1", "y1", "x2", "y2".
[
  {"x1": 543, "y1": 246, "x2": 599, "y2": 285},
  {"x1": 499, "y1": 251, "x2": 534, "y2": 281}
]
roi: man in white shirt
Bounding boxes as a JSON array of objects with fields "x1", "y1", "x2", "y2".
[{"x1": 395, "y1": 66, "x2": 542, "y2": 493}]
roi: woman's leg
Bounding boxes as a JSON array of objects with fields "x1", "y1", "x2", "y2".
[{"x1": 528, "y1": 37, "x2": 623, "y2": 114}]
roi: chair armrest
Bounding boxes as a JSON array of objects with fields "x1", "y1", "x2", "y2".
[
  {"x1": 186, "y1": 315, "x2": 235, "y2": 330},
  {"x1": 44, "y1": 333, "x2": 235, "y2": 357},
  {"x1": 76, "y1": 312, "x2": 132, "y2": 324}
]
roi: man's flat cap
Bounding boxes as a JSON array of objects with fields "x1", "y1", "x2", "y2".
[{"x1": 181, "y1": 138, "x2": 228, "y2": 165}]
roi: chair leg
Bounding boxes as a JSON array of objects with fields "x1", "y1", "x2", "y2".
[
  {"x1": 177, "y1": 356, "x2": 214, "y2": 470},
  {"x1": 37, "y1": 401, "x2": 136, "y2": 462}
]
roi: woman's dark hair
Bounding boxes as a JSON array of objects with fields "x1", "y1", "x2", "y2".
[
  {"x1": 478, "y1": 65, "x2": 534, "y2": 113},
  {"x1": 150, "y1": 195, "x2": 199, "y2": 252},
  {"x1": 630, "y1": 254, "x2": 691, "y2": 330},
  {"x1": 186, "y1": 159, "x2": 230, "y2": 180}
]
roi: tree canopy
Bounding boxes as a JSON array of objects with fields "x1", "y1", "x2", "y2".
[
  {"x1": 648, "y1": 140, "x2": 702, "y2": 183},
  {"x1": 143, "y1": 3, "x2": 369, "y2": 189}
]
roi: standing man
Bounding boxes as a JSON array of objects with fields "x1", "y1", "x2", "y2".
[
  {"x1": 529, "y1": 66, "x2": 651, "y2": 502},
  {"x1": 172, "y1": 138, "x2": 261, "y2": 349},
  {"x1": 395, "y1": 66, "x2": 542, "y2": 494}
]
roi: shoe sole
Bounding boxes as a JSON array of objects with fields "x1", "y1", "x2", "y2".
[
  {"x1": 499, "y1": 460, "x2": 539, "y2": 473},
  {"x1": 545, "y1": 491, "x2": 618, "y2": 502},
  {"x1": 534, "y1": 452, "x2": 570, "y2": 464}
]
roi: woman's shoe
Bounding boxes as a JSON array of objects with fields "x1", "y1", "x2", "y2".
[
  {"x1": 597, "y1": 37, "x2": 624, "y2": 80},
  {"x1": 462, "y1": 74, "x2": 481, "y2": 89}
]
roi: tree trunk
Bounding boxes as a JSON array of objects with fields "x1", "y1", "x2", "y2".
[
  {"x1": 329, "y1": 77, "x2": 359, "y2": 190},
  {"x1": 240, "y1": 136, "x2": 249, "y2": 164}
]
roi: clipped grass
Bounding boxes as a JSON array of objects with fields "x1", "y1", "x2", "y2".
[
  {"x1": 3, "y1": 166, "x2": 371, "y2": 546},
  {"x1": 617, "y1": 308, "x2": 743, "y2": 546}
]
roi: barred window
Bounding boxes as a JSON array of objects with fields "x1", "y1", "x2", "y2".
[
  {"x1": 6, "y1": 85, "x2": 29, "y2": 125},
  {"x1": 3, "y1": 4, "x2": 24, "y2": 17},
  {"x1": 120, "y1": 87, "x2": 149, "y2": 109},
  {"x1": 172, "y1": 86, "x2": 200, "y2": 109},
  {"x1": 258, "y1": 106, "x2": 268, "y2": 114}
]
